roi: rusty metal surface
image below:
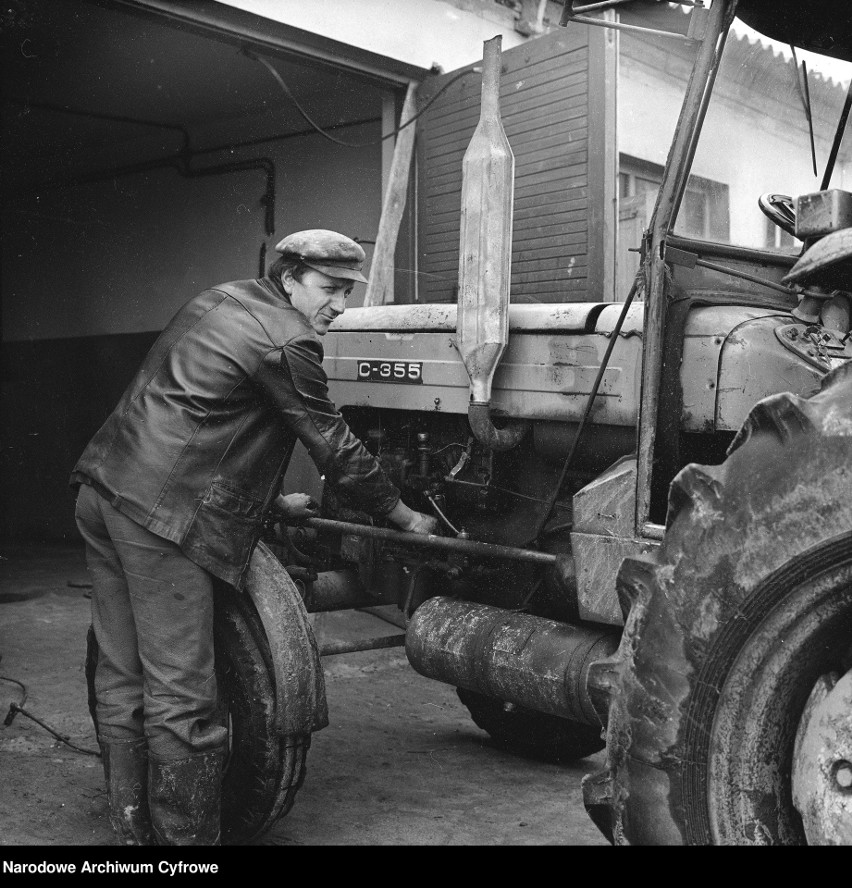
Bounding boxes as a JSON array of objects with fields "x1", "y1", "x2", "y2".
[
  {"x1": 304, "y1": 516, "x2": 558, "y2": 565},
  {"x1": 570, "y1": 533, "x2": 657, "y2": 626},
  {"x1": 406, "y1": 596, "x2": 619, "y2": 724},
  {"x1": 244, "y1": 541, "x2": 328, "y2": 734},
  {"x1": 715, "y1": 316, "x2": 824, "y2": 431},
  {"x1": 570, "y1": 458, "x2": 658, "y2": 625},
  {"x1": 792, "y1": 668, "x2": 852, "y2": 845},
  {"x1": 681, "y1": 305, "x2": 788, "y2": 432}
]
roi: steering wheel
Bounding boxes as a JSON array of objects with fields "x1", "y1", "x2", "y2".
[{"x1": 758, "y1": 193, "x2": 797, "y2": 238}]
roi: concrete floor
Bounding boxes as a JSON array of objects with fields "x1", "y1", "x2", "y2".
[{"x1": 0, "y1": 543, "x2": 609, "y2": 847}]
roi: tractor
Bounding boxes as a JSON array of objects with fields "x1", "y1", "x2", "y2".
[{"x1": 87, "y1": 0, "x2": 852, "y2": 845}]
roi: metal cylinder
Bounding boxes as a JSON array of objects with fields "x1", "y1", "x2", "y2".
[
  {"x1": 405, "y1": 596, "x2": 619, "y2": 726},
  {"x1": 320, "y1": 634, "x2": 406, "y2": 657}
]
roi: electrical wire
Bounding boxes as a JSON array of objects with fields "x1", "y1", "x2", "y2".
[
  {"x1": 445, "y1": 477, "x2": 573, "y2": 509},
  {"x1": 2, "y1": 674, "x2": 100, "y2": 756},
  {"x1": 426, "y1": 494, "x2": 462, "y2": 536},
  {"x1": 245, "y1": 48, "x2": 482, "y2": 148},
  {"x1": 0, "y1": 674, "x2": 27, "y2": 713},
  {"x1": 431, "y1": 441, "x2": 469, "y2": 457},
  {"x1": 532, "y1": 272, "x2": 643, "y2": 542},
  {"x1": 6, "y1": 703, "x2": 101, "y2": 757}
]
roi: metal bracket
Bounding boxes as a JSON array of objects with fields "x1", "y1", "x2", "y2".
[
  {"x1": 775, "y1": 323, "x2": 852, "y2": 373},
  {"x1": 561, "y1": 0, "x2": 706, "y2": 43}
]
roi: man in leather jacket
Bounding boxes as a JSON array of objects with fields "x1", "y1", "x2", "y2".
[{"x1": 71, "y1": 230, "x2": 437, "y2": 845}]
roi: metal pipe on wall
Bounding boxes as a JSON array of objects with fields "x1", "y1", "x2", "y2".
[{"x1": 8, "y1": 103, "x2": 277, "y2": 272}]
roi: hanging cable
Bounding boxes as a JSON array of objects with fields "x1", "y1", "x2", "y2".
[
  {"x1": 790, "y1": 47, "x2": 818, "y2": 177},
  {"x1": 532, "y1": 273, "x2": 643, "y2": 542},
  {"x1": 244, "y1": 48, "x2": 481, "y2": 148}
]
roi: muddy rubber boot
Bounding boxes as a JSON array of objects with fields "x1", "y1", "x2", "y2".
[
  {"x1": 148, "y1": 749, "x2": 225, "y2": 845},
  {"x1": 100, "y1": 738, "x2": 155, "y2": 845}
]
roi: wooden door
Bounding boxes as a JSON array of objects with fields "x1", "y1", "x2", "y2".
[{"x1": 415, "y1": 24, "x2": 617, "y2": 304}]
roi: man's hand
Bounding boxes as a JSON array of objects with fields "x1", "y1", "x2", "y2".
[
  {"x1": 405, "y1": 510, "x2": 439, "y2": 535},
  {"x1": 274, "y1": 492, "x2": 320, "y2": 523},
  {"x1": 386, "y1": 499, "x2": 439, "y2": 536}
]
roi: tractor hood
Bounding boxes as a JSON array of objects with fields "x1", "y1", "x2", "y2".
[{"x1": 736, "y1": 0, "x2": 852, "y2": 62}]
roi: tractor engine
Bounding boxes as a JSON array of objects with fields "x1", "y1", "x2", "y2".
[{"x1": 310, "y1": 404, "x2": 611, "y2": 621}]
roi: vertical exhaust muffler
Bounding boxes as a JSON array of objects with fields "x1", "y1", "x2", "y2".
[{"x1": 456, "y1": 36, "x2": 527, "y2": 451}]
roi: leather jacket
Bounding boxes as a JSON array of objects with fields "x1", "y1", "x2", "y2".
[{"x1": 71, "y1": 277, "x2": 400, "y2": 588}]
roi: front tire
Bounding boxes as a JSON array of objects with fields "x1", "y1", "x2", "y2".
[
  {"x1": 585, "y1": 363, "x2": 852, "y2": 844},
  {"x1": 214, "y1": 586, "x2": 309, "y2": 844},
  {"x1": 85, "y1": 588, "x2": 310, "y2": 845}
]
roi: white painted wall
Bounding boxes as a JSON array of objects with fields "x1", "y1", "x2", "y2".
[
  {"x1": 618, "y1": 58, "x2": 685, "y2": 170},
  {"x1": 690, "y1": 86, "x2": 847, "y2": 246},
  {"x1": 216, "y1": 0, "x2": 525, "y2": 72},
  {"x1": 619, "y1": 37, "x2": 852, "y2": 249}
]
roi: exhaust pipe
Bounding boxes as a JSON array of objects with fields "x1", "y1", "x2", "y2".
[
  {"x1": 456, "y1": 36, "x2": 528, "y2": 451},
  {"x1": 406, "y1": 596, "x2": 619, "y2": 726}
]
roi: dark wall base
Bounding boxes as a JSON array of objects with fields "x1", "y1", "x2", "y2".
[{"x1": 1, "y1": 331, "x2": 159, "y2": 541}]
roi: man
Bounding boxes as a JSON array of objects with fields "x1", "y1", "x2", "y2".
[{"x1": 71, "y1": 230, "x2": 436, "y2": 846}]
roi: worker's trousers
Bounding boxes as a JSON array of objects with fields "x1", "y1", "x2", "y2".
[{"x1": 75, "y1": 483, "x2": 228, "y2": 760}]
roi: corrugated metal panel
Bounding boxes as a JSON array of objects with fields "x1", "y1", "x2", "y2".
[{"x1": 416, "y1": 26, "x2": 601, "y2": 304}]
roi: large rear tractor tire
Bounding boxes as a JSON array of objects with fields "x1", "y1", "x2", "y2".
[
  {"x1": 457, "y1": 688, "x2": 604, "y2": 763},
  {"x1": 85, "y1": 587, "x2": 310, "y2": 845},
  {"x1": 584, "y1": 363, "x2": 852, "y2": 844}
]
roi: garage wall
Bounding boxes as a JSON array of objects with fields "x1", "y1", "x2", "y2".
[
  {"x1": 1, "y1": 122, "x2": 383, "y2": 540},
  {"x1": 3, "y1": 124, "x2": 383, "y2": 342}
]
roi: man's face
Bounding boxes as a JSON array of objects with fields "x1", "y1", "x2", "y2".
[{"x1": 283, "y1": 268, "x2": 353, "y2": 335}]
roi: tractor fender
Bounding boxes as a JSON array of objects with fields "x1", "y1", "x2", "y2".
[{"x1": 243, "y1": 541, "x2": 328, "y2": 735}]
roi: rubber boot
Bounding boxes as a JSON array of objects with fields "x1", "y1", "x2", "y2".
[
  {"x1": 148, "y1": 748, "x2": 225, "y2": 845},
  {"x1": 99, "y1": 737, "x2": 155, "y2": 845}
]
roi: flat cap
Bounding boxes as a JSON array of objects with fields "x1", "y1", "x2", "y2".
[{"x1": 274, "y1": 229, "x2": 368, "y2": 283}]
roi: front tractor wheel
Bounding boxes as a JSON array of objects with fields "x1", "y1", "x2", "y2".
[
  {"x1": 86, "y1": 587, "x2": 310, "y2": 845},
  {"x1": 585, "y1": 363, "x2": 852, "y2": 845}
]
